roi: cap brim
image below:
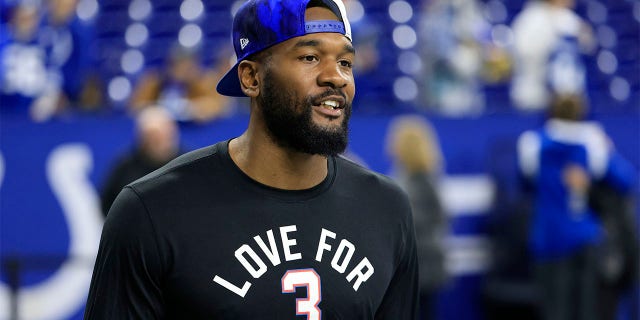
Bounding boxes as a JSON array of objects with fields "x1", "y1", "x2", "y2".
[{"x1": 216, "y1": 61, "x2": 246, "y2": 97}]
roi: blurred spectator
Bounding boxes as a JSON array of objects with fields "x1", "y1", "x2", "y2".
[
  {"x1": 342, "y1": 0, "x2": 389, "y2": 112},
  {"x1": 510, "y1": 0, "x2": 595, "y2": 112},
  {"x1": 40, "y1": 0, "x2": 103, "y2": 112},
  {"x1": 100, "y1": 106, "x2": 182, "y2": 216},
  {"x1": 351, "y1": 19, "x2": 384, "y2": 110},
  {"x1": 0, "y1": 3, "x2": 52, "y2": 120},
  {"x1": 386, "y1": 115, "x2": 449, "y2": 320},
  {"x1": 0, "y1": 0, "x2": 101, "y2": 121},
  {"x1": 516, "y1": 93, "x2": 635, "y2": 320},
  {"x1": 129, "y1": 44, "x2": 232, "y2": 123},
  {"x1": 416, "y1": 0, "x2": 501, "y2": 116},
  {"x1": 589, "y1": 157, "x2": 638, "y2": 320}
]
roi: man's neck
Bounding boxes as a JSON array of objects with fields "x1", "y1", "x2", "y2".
[{"x1": 228, "y1": 130, "x2": 329, "y2": 190}]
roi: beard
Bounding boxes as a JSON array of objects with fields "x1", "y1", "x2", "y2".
[{"x1": 257, "y1": 69, "x2": 351, "y2": 156}]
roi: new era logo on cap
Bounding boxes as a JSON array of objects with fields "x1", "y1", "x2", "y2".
[
  {"x1": 240, "y1": 38, "x2": 250, "y2": 50},
  {"x1": 216, "y1": 0, "x2": 352, "y2": 97}
]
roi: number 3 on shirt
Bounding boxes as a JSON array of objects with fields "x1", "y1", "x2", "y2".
[{"x1": 281, "y1": 268, "x2": 322, "y2": 320}]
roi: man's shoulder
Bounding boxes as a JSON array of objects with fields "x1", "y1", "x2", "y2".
[
  {"x1": 128, "y1": 141, "x2": 225, "y2": 190},
  {"x1": 335, "y1": 155, "x2": 406, "y2": 198},
  {"x1": 335, "y1": 154, "x2": 379, "y2": 178},
  {"x1": 334, "y1": 155, "x2": 414, "y2": 233}
]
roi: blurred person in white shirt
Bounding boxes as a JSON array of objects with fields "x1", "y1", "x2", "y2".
[{"x1": 510, "y1": 0, "x2": 595, "y2": 111}]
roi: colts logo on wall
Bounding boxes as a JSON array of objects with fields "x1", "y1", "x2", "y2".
[{"x1": 0, "y1": 145, "x2": 103, "y2": 319}]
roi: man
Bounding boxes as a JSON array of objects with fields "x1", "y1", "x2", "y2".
[
  {"x1": 84, "y1": 0, "x2": 419, "y2": 319},
  {"x1": 516, "y1": 94, "x2": 635, "y2": 320},
  {"x1": 100, "y1": 106, "x2": 181, "y2": 216}
]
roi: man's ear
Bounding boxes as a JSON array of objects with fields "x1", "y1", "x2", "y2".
[{"x1": 238, "y1": 60, "x2": 260, "y2": 97}]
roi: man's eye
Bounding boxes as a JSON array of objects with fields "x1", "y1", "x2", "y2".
[
  {"x1": 302, "y1": 55, "x2": 318, "y2": 62},
  {"x1": 340, "y1": 60, "x2": 353, "y2": 68}
]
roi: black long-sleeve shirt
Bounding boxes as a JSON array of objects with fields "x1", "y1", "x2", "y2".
[{"x1": 85, "y1": 141, "x2": 419, "y2": 319}]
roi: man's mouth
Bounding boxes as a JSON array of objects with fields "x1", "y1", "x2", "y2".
[
  {"x1": 313, "y1": 97, "x2": 345, "y2": 118},
  {"x1": 319, "y1": 100, "x2": 342, "y2": 110}
]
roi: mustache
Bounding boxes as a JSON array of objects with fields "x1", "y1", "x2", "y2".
[{"x1": 309, "y1": 89, "x2": 348, "y2": 104}]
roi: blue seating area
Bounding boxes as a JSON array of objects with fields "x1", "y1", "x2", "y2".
[{"x1": 91, "y1": 0, "x2": 639, "y2": 114}]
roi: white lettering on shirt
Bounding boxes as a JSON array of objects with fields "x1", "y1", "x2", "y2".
[
  {"x1": 254, "y1": 229, "x2": 281, "y2": 266},
  {"x1": 280, "y1": 225, "x2": 302, "y2": 261},
  {"x1": 213, "y1": 225, "x2": 375, "y2": 297}
]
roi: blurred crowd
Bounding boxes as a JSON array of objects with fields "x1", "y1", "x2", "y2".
[
  {"x1": 1, "y1": 0, "x2": 235, "y2": 123},
  {"x1": 1, "y1": 0, "x2": 637, "y2": 122}
]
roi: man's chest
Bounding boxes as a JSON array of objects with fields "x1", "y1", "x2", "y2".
[{"x1": 160, "y1": 221, "x2": 398, "y2": 318}]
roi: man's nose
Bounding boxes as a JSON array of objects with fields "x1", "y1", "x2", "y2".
[{"x1": 317, "y1": 61, "x2": 350, "y2": 89}]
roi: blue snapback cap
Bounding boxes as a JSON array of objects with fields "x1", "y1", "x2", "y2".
[{"x1": 216, "y1": 0, "x2": 352, "y2": 97}]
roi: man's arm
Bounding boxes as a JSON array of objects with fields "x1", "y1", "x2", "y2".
[
  {"x1": 601, "y1": 152, "x2": 636, "y2": 194},
  {"x1": 84, "y1": 187, "x2": 166, "y2": 319},
  {"x1": 374, "y1": 198, "x2": 420, "y2": 319}
]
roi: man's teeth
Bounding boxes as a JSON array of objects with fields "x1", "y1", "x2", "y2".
[{"x1": 321, "y1": 100, "x2": 339, "y2": 109}]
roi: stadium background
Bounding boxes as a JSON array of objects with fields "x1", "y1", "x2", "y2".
[{"x1": 0, "y1": 0, "x2": 638, "y2": 319}]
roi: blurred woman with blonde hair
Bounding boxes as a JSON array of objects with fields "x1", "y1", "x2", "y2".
[{"x1": 387, "y1": 115, "x2": 449, "y2": 320}]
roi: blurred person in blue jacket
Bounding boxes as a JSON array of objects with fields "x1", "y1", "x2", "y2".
[
  {"x1": 39, "y1": 0, "x2": 102, "y2": 111},
  {"x1": 516, "y1": 93, "x2": 635, "y2": 320},
  {"x1": 0, "y1": 2, "x2": 52, "y2": 119},
  {"x1": 349, "y1": 18, "x2": 385, "y2": 112},
  {"x1": 0, "y1": 0, "x2": 100, "y2": 121},
  {"x1": 340, "y1": 0, "x2": 391, "y2": 114}
]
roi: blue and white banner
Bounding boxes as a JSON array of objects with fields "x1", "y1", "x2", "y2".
[{"x1": 1, "y1": 112, "x2": 637, "y2": 320}]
